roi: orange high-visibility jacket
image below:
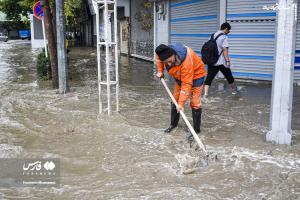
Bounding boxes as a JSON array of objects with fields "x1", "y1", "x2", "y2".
[{"x1": 156, "y1": 44, "x2": 206, "y2": 107}]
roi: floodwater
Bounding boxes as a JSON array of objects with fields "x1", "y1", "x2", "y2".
[{"x1": 0, "y1": 40, "x2": 299, "y2": 199}]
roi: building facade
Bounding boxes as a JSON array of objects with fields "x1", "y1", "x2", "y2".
[
  {"x1": 154, "y1": 0, "x2": 300, "y2": 84},
  {"x1": 89, "y1": 0, "x2": 154, "y2": 60}
]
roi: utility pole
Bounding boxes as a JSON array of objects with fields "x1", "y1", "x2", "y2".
[
  {"x1": 153, "y1": 0, "x2": 156, "y2": 63},
  {"x1": 56, "y1": 0, "x2": 69, "y2": 94},
  {"x1": 219, "y1": 0, "x2": 226, "y2": 26},
  {"x1": 217, "y1": 0, "x2": 227, "y2": 80},
  {"x1": 267, "y1": 0, "x2": 297, "y2": 145},
  {"x1": 128, "y1": 0, "x2": 132, "y2": 58}
]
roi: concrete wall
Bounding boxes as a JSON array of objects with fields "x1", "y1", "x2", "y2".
[
  {"x1": 30, "y1": 14, "x2": 45, "y2": 49},
  {"x1": 118, "y1": 0, "x2": 130, "y2": 17},
  {"x1": 155, "y1": 0, "x2": 169, "y2": 46}
]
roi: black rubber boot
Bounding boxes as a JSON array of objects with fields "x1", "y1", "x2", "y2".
[
  {"x1": 187, "y1": 108, "x2": 202, "y2": 142},
  {"x1": 164, "y1": 103, "x2": 180, "y2": 133},
  {"x1": 192, "y1": 108, "x2": 202, "y2": 134}
]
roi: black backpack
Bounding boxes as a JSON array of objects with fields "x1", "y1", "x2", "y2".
[{"x1": 201, "y1": 33, "x2": 224, "y2": 66}]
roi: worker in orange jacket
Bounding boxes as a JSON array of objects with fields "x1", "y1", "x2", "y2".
[{"x1": 155, "y1": 43, "x2": 206, "y2": 134}]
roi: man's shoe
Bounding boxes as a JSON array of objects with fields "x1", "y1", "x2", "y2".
[
  {"x1": 232, "y1": 89, "x2": 238, "y2": 95},
  {"x1": 164, "y1": 125, "x2": 177, "y2": 133},
  {"x1": 202, "y1": 95, "x2": 209, "y2": 103}
]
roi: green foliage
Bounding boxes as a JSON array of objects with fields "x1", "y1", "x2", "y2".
[
  {"x1": 36, "y1": 49, "x2": 51, "y2": 80},
  {"x1": 23, "y1": 0, "x2": 54, "y2": 12},
  {"x1": 1, "y1": 0, "x2": 80, "y2": 26},
  {"x1": 23, "y1": 0, "x2": 37, "y2": 11},
  {"x1": 0, "y1": 0, "x2": 29, "y2": 21},
  {"x1": 64, "y1": 0, "x2": 82, "y2": 26}
]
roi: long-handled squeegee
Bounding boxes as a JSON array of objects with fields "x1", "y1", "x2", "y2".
[{"x1": 160, "y1": 78, "x2": 207, "y2": 155}]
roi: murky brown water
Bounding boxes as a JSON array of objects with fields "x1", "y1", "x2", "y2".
[{"x1": 0, "y1": 41, "x2": 300, "y2": 200}]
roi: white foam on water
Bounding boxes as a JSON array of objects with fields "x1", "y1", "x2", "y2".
[
  {"x1": 0, "y1": 62, "x2": 10, "y2": 83},
  {"x1": 0, "y1": 143, "x2": 23, "y2": 158},
  {"x1": 240, "y1": 149, "x2": 300, "y2": 169},
  {"x1": 230, "y1": 146, "x2": 245, "y2": 169},
  {"x1": 18, "y1": 80, "x2": 38, "y2": 89},
  {"x1": 202, "y1": 96, "x2": 222, "y2": 104},
  {"x1": 46, "y1": 104, "x2": 64, "y2": 113},
  {"x1": 74, "y1": 59, "x2": 90, "y2": 67},
  {"x1": 0, "y1": 115, "x2": 24, "y2": 129},
  {"x1": 211, "y1": 146, "x2": 300, "y2": 170},
  {"x1": 0, "y1": 187, "x2": 33, "y2": 199},
  {"x1": 66, "y1": 94, "x2": 80, "y2": 101},
  {"x1": 174, "y1": 153, "x2": 201, "y2": 175}
]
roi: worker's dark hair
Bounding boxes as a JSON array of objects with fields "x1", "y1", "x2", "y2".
[{"x1": 220, "y1": 22, "x2": 231, "y2": 30}]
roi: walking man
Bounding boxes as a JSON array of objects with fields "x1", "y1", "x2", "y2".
[
  {"x1": 155, "y1": 43, "x2": 206, "y2": 134},
  {"x1": 202, "y1": 22, "x2": 237, "y2": 97}
]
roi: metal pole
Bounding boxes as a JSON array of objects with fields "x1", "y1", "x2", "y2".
[
  {"x1": 267, "y1": 0, "x2": 297, "y2": 145},
  {"x1": 42, "y1": 18, "x2": 48, "y2": 58},
  {"x1": 96, "y1": 2, "x2": 102, "y2": 114},
  {"x1": 114, "y1": 0, "x2": 119, "y2": 112},
  {"x1": 104, "y1": 0, "x2": 111, "y2": 115},
  {"x1": 217, "y1": 0, "x2": 226, "y2": 79},
  {"x1": 153, "y1": 1, "x2": 156, "y2": 63},
  {"x1": 219, "y1": 0, "x2": 227, "y2": 25},
  {"x1": 56, "y1": 0, "x2": 69, "y2": 94},
  {"x1": 128, "y1": 0, "x2": 132, "y2": 58},
  {"x1": 30, "y1": 15, "x2": 35, "y2": 47}
]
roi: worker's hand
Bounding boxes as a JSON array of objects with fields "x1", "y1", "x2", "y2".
[
  {"x1": 156, "y1": 72, "x2": 164, "y2": 79},
  {"x1": 177, "y1": 105, "x2": 184, "y2": 113},
  {"x1": 226, "y1": 61, "x2": 231, "y2": 68}
]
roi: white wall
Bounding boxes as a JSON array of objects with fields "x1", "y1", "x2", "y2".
[
  {"x1": 118, "y1": 0, "x2": 130, "y2": 17},
  {"x1": 155, "y1": 0, "x2": 169, "y2": 46},
  {"x1": 30, "y1": 14, "x2": 45, "y2": 49}
]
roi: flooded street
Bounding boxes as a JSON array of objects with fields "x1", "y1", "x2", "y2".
[{"x1": 0, "y1": 40, "x2": 300, "y2": 199}]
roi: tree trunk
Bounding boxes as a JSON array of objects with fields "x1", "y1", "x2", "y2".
[
  {"x1": 50, "y1": 2, "x2": 57, "y2": 43},
  {"x1": 43, "y1": 0, "x2": 58, "y2": 89}
]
